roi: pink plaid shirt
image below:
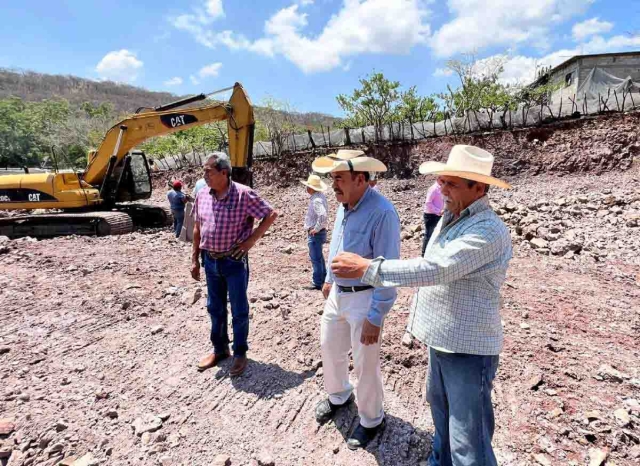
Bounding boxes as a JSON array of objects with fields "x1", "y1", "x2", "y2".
[{"x1": 193, "y1": 181, "x2": 273, "y2": 252}]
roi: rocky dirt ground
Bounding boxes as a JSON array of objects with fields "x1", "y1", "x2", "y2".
[{"x1": 1, "y1": 156, "x2": 640, "y2": 466}]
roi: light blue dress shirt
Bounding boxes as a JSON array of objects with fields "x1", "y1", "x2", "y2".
[{"x1": 326, "y1": 187, "x2": 401, "y2": 326}]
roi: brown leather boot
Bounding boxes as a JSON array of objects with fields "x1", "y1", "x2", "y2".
[
  {"x1": 197, "y1": 352, "x2": 229, "y2": 371},
  {"x1": 229, "y1": 356, "x2": 248, "y2": 376}
]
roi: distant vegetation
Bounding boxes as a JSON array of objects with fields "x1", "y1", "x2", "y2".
[
  {"x1": 336, "y1": 55, "x2": 560, "y2": 138},
  {"x1": 0, "y1": 60, "x2": 559, "y2": 169},
  {"x1": 0, "y1": 68, "x2": 341, "y2": 169}
]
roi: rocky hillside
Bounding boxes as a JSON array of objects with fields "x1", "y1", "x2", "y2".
[{"x1": 251, "y1": 111, "x2": 639, "y2": 186}]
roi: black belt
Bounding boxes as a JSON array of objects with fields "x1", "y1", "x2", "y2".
[{"x1": 337, "y1": 285, "x2": 373, "y2": 293}]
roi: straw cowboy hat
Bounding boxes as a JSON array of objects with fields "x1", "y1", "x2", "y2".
[
  {"x1": 419, "y1": 145, "x2": 511, "y2": 189},
  {"x1": 312, "y1": 149, "x2": 387, "y2": 174},
  {"x1": 300, "y1": 174, "x2": 328, "y2": 192}
]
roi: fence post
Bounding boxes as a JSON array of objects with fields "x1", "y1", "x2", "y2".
[
  {"x1": 307, "y1": 129, "x2": 316, "y2": 149},
  {"x1": 584, "y1": 93, "x2": 588, "y2": 115},
  {"x1": 344, "y1": 127, "x2": 351, "y2": 146},
  {"x1": 614, "y1": 90, "x2": 620, "y2": 111},
  {"x1": 361, "y1": 128, "x2": 365, "y2": 144},
  {"x1": 558, "y1": 97, "x2": 563, "y2": 118},
  {"x1": 327, "y1": 126, "x2": 331, "y2": 147}
]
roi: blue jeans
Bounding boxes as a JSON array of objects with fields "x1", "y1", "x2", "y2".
[
  {"x1": 422, "y1": 213, "x2": 441, "y2": 256},
  {"x1": 203, "y1": 254, "x2": 250, "y2": 357},
  {"x1": 427, "y1": 347, "x2": 499, "y2": 466},
  {"x1": 307, "y1": 229, "x2": 327, "y2": 287},
  {"x1": 172, "y1": 209, "x2": 185, "y2": 238}
]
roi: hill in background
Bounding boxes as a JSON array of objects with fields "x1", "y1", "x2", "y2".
[{"x1": 0, "y1": 68, "x2": 341, "y2": 128}]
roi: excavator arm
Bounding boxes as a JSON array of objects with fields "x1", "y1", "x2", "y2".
[{"x1": 83, "y1": 82, "x2": 254, "y2": 186}]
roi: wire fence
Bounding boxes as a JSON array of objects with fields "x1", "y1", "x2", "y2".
[{"x1": 155, "y1": 68, "x2": 640, "y2": 169}]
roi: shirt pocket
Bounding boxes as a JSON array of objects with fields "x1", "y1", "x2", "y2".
[{"x1": 343, "y1": 230, "x2": 371, "y2": 258}]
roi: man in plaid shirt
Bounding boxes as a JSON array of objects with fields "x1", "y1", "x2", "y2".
[
  {"x1": 331, "y1": 146, "x2": 513, "y2": 466},
  {"x1": 192, "y1": 152, "x2": 278, "y2": 377}
]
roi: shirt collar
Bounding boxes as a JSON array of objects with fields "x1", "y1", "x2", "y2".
[
  {"x1": 210, "y1": 180, "x2": 236, "y2": 201},
  {"x1": 442, "y1": 195, "x2": 491, "y2": 224},
  {"x1": 343, "y1": 186, "x2": 372, "y2": 213}
]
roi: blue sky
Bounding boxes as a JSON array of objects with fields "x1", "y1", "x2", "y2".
[{"x1": 1, "y1": 0, "x2": 639, "y2": 116}]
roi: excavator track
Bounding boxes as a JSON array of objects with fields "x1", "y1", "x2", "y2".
[
  {"x1": 0, "y1": 211, "x2": 133, "y2": 239},
  {"x1": 117, "y1": 204, "x2": 173, "y2": 228}
]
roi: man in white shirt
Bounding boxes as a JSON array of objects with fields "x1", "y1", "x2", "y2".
[{"x1": 301, "y1": 174, "x2": 329, "y2": 291}]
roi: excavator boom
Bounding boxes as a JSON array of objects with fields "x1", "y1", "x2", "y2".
[{"x1": 84, "y1": 82, "x2": 254, "y2": 185}]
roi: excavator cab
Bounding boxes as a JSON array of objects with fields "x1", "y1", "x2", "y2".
[{"x1": 100, "y1": 150, "x2": 152, "y2": 205}]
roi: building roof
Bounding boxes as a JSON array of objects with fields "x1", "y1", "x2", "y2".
[
  {"x1": 531, "y1": 50, "x2": 640, "y2": 87},
  {"x1": 549, "y1": 50, "x2": 640, "y2": 76}
]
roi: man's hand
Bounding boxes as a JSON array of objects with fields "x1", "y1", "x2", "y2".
[
  {"x1": 231, "y1": 238, "x2": 256, "y2": 260},
  {"x1": 322, "y1": 283, "x2": 332, "y2": 299},
  {"x1": 191, "y1": 260, "x2": 200, "y2": 281},
  {"x1": 360, "y1": 320, "x2": 381, "y2": 345},
  {"x1": 331, "y1": 252, "x2": 371, "y2": 279},
  {"x1": 309, "y1": 228, "x2": 317, "y2": 236}
]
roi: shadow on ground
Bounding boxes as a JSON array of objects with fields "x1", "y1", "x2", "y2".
[
  {"x1": 326, "y1": 401, "x2": 433, "y2": 465},
  {"x1": 213, "y1": 359, "x2": 315, "y2": 398}
]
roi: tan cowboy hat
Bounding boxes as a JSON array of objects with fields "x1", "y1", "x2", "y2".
[
  {"x1": 419, "y1": 145, "x2": 511, "y2": 189},
  {"x1": 312, "y1": 149, "x2": 387, "y2": 174},
  {"x1": 300, "y1": 174, "x2": 328, "y2": 192}
]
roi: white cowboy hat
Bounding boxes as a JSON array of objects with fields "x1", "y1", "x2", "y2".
[
  {"x1": 312, "y1": 149, "x2": 387, "y2": 174},
  {"x1": 419, "y1": 145, "x2": 511, "y2": 189},
  {"x1": 300, "y1": 174, "x2": 328, "y2": 192}
]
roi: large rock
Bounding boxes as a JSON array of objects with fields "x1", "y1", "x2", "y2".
[
  {"x1": 588, "y1": 448, "x2": 608, "y2": 466},
  {"x1": 0, "y1": 419, "x2": 15, "y2": 435},
  {"x1": 530, "y1": 238, "x2": 549, "y2": 249},
  {"x1": 131, "y1": 415, "x2": 163, "y2": 436}
]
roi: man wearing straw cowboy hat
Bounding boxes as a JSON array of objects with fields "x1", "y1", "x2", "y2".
[
  {"x1": 312, "y1": 149, "x2": 401, "y2": 450},
  {"x1": 300, "y1": 174, "x2": 329, "y2": 291},
  {"x1": 331, "y1": 145, "x2": 513, "y2": 465}
]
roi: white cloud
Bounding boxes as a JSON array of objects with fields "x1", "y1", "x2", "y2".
[
  {"x1": 483, "y1": 33, "x2": 640, "y2": 85},
  {"x1": 171, "y1": 0, "x2": 431, "y2": 74},
  {"x1": 572, "y1": 17, "x2": 613, "y2": 41},
  {"x1": 430, "y1": 0, "x2": 593, "y2": 58},
  {"x1": 433, "y1": 67, "x2": 453, "y2": 77},
  {"x1": 95, "y1": 49, "x2": 143, "y2": 82},
  {"x1": 164, "y1": 77, "x2": 183, "y2": 86},
  {"x1": 198, "y1": 62, "x2": 223, "y2": 78},
  {"x1": 190, "y1": 75, "x2": 200, "y2": 85},
  {"x1": 205, "y1": 0, "x2": 224, "y2": 19},
  {"x1": 170, "y1": 0, "x2": 225, "y2": 48}
]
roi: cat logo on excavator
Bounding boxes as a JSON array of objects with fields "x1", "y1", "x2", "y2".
[{"x1": 160, "y1": 113, "x2": 199, "y2": 129}]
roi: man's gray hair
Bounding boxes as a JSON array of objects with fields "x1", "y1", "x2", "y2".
[{"x1": 204, "y1": 151, "x2": 232, "y2": 177}]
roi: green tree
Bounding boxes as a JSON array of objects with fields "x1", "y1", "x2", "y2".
[
  {"x1": 336, "y1": 72, "x2": 401, "y2": 140},
  {"x1": 256, "y1": 97, "x2": 300, "y2": 156}
]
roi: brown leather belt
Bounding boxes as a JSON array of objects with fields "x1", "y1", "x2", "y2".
[{"x1": 205, "y1": 250, "x2": 233, "y2": 260}]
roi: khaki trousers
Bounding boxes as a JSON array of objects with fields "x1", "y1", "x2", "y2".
[{"x1": 320, "y1": 286, "x2": 384, "y2": 428}]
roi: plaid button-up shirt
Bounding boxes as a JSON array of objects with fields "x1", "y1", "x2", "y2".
[
  {"x1": 362, "y1": 196, "x2": 512, "y2": 355},
  {"x1": 193, "y1": 181, "x2": 273, "y2": 252}
]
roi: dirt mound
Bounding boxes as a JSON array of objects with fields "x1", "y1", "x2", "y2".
[{"x1": 250, "y1": 111, "x2": 639, "y2": 186}]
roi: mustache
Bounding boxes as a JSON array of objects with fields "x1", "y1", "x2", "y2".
[{"x1": 333, "y1": 189, "x2": 343, "y2": 194}]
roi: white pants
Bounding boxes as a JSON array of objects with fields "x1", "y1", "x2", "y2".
[{"x1": 320, "y1": 286, "x2": 384, "y2": 428}]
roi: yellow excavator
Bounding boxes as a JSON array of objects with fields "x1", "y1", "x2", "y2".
[{"x1": 0, "y1": 82, "x2": 255, "y2": 238}]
